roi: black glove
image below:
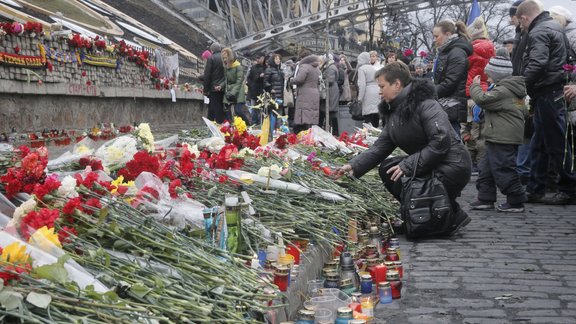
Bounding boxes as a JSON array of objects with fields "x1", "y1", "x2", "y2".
[{"x1": 226, "y1": 94, "x2": 237, "y2": 103}]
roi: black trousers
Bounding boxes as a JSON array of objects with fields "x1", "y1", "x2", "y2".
[
  {"x1": 319, "y1": 111, "x2": 339, "y2": 135},
  {"x1": 207, "y1": 91, "x2": 225, "y2": 124},
  {"x1": 527, "y1": 90, "x2": 576, "y2": 195},
  {"x1": 476, "y1": 142, "x2": 527, "y2": 204},
  {"x1": 378, "y1": 157, "x2": 466, "y2": 212},
  {"x1": 364, "y1": 113, "x2": 379, "y2": 128}
]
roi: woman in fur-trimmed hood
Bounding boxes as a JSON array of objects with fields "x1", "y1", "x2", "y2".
[{"x1": 336, "y1": 62, "x2": 473, "y2": 237}]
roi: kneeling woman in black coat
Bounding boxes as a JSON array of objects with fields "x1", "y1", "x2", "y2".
[{"x1": 336, "y1": 62, "x2": 472, "y2": 236}]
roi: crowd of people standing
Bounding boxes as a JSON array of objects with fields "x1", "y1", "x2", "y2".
[{"x1": 202, "y1": 0, "x2": 576, "y2": 233}]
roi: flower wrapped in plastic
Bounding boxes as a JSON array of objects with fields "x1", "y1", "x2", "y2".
[
  {"x1": 94, "y1": 135, "x2": 138, "y2": 171},
  {"x1": 47, "y1": 137, "x2": 98, "y2": 172},
  {"x1": 131, "y1": 172, "x2": 207, "y2": 230}
]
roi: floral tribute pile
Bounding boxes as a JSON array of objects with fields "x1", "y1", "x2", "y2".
[{"x1": 0, "y1": 121, "x2": 393, "y2": 322}]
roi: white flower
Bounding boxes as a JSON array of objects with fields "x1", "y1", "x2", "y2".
[
  {"x1": 237, "y1": 147, "x2": 254, "y2": 158},
  {"x1": 182, "y1": 143, "x2": 201, "y2": 157},
  {"x1": 257, "y1": 164, "x2": 282, "y2": 179},
  {"x1": 57, "y1": 176, "x2": 79, "y2": 198},
  {"x1": 95, "y1": 136, "x2": 138, "y2": 169},
  {"x1": 12, "y1": 198, "x2": 37, "y2": 224},
  {"x1": 136, "y1": 123, "x2": 155, "y2": 152}
]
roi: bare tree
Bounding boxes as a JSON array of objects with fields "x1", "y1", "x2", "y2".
[
  {"x1": 365, "y1": 0, "x2": 384, "y2": 50},
  {"x1": 401, "y1": 0, "x2": 514, "y2": 54}
]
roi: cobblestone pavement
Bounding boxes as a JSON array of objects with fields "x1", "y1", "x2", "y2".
[{"x1": 374, "y1": 176, "x2": 576, "y2": 324}]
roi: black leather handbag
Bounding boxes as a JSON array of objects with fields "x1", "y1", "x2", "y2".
[
  {"x1": 400, "y1": 152, "x2": 453, "y2": 239},
  {"x1": 437, "y1": 97, "x2": 466, "y2": 123},
  {"x1": 349, "y1": 100, "x2": 363, "y2": 121}
]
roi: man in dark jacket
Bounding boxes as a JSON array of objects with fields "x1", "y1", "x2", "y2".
[
  {"x1": 517, "y1": 0, "x2": 576, "y2": 205},
  {"x1": 509, "y1": 0, "x2": 531, "y2": 186},
  {"x1": 510, "y1": 0, "x2": 527, "y2": 76},
  {"x1": 203, "y1": 42, "x2": 226, "y2": 123},
  {"x1": 246, "y1": 54, "x2": 266, "y2": 125}
]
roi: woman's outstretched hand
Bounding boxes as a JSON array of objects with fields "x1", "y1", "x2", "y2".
[
  {"x1": 334, "y1": 164, "x2": 353, "y2": 179},
  {"x1": 387, "y1": 165, "x2": 404, "y2": 181}
]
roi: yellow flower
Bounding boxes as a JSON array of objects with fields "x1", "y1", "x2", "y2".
[
  {"x1": 28, "y1": 226, "x2": 62, "y2": 250},
  {"x1": 234, "y1": 116, "x2": 247, "y2": 135},
  {"x1": 110, "y1": 175, "x2": 135, "y2": 194},
  {"x1": 1, "y1": 241, "x2": 31, "y2": 264}
]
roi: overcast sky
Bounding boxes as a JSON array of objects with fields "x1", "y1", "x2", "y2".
[{"x1": 542, "y1": 0, "x2": 576, "y2": 14}]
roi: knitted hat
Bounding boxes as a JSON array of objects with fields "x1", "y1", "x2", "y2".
[
  {"x1": 484, "y1": 56, "x2": 513, "y2": 83},
  {"x1": 549, "y1": 6, "x2": 573, "y2": 22},
  {"x1": 509, "y1": 0, "x2": 524, "y2": 17},
  {"x1": 468, "y1": 17, "x2": 488, "y2": 40},
  {"x1": 209, "y1": 42, "x2": 221, "y2": 53},
  {"x1": 495, "y1": 47, "x2": 510, "y2": 59},
  {"x1": 502, "y1": 38, "x2": 515, "y2": 45}
]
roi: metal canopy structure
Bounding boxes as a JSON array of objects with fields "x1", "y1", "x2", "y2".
[{"x1": 168, "y1": 0, "x2": 482, "y2": 53}]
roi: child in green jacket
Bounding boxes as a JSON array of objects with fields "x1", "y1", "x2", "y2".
[{"x1": 469, "y1": 54, "x2": 528, "y2": 213}]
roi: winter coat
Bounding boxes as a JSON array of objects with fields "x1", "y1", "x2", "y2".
[
  {"x1": 322, "y1": 62, "x2": 340, "y2": 112},
  {"x1": 291, "y1": 55, "x2": 321, "y2": 125},
  {"x1": 349, "y1": 78, "x2": 471, "y2": 185},
  {"x1": 203, "y1": 51, "x2": 226, "y2": 95},
  {"x1": 264, "y1": 58, "x2": 285, "y2": 101},
  {"x1": 434, "y1": 36, "x2": 473, "y2": 100},
  {"x1": 223, "y1": 60, "x2": 246, "y2": 104},
  {"x1": 340, "y1": 66, "x2": 352, "y2": 102},
  {"x1": 470, "y1": 76, "x2": 527, "y2": 145},
  {"x1": 466, "y1": 38, "x2": 495, "y2": 97},
  {"x1": 357, "y1": 52, "x2": 380, "y2": 115},
  {"x1": 565, "y1": 21, "x2": 576, "y2": 62},
  {"x1": 246, "y1": 63, "x2": 265, "y2": 100},
  {"x1": 521, "y1": 11, "x2": 567, "y2": 97},
  {"x1": 512, "y1": 27, "x2": 528, "y2": 76}
]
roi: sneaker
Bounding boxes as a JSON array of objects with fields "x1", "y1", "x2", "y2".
[
  {"x1": 496, "y1": 202, "x2": 525, "y2": 213},
  {"x1": 526, "y1": 193, "x2": 545, "y2": 203},
  {"x1": 542, "y1": 192, "x2": 576, "y2": 205},
  {"x1": 447, "y1": 209, "x2": 471, "y2": 235},
  {"x1": 470, "y1": 200, "x2": 495, "y2": 210},
  {"x1": 471, "y1": 165, "x2": 479, "y2": 176}
]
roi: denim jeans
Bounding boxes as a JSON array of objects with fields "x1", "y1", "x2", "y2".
[
  {"x1": 527, "y1": 90, "x2": 576, "y2": 195},
  {"x1": 516, "y1": 142, "x2": 531, "y2": 177}
]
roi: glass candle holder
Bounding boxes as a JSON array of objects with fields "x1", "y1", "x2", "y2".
[
  {"x1": 274, "y1": 266, "x2": 289, "y2": 292},
  {"x1": 360, "y1": 274, "x2": 373, "y2": 294},
  {"x1": 386, "y1": 271, "x2": 401, "y2": 299},
  {"x1": 378, "y1": 281, "x2": 393, "y2": 304}
]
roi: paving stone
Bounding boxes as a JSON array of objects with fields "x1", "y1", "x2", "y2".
[
  {"x1": 371, "y1": 178, "x2": 576, "y2": 323},
  {"x1": 516, "y1": 309, "x2": 559, "y2": 316},
  {"x1": 465, "y1": 284, "x2": 532, "y2": 291},
  {"x1": 461, "y1": 277, "x2": 511, "y2": 284},
  {"x1": 480, "y1": 291, "x2": 549, "y2": 298},
  {"x1": 499, "y1": 299, "x2": 560, "y2": 308},
  {"x1": 511, "y1": 279, "x2": 563, "y2": 286},
  {"x1": 558, "y1": 295, "x2": 576, "y2": 301},
  {"x1": 403, "y1": 307, "x2": 450, "y2": 315},
  {"x1": 406, "y1": 315, "x2": 455, "y2": 324},
  {"x1": 442, "y1": 298, "x2": 495, "y2": 308},
  {"x1": 413, "y1": 282, "x2": 460, "y2": 290},
  {"x1": 514, "y1": 317, "x2": 575, "y2": 323},
  {"x1": 456, "y1": 309, "x2": 507, "y2": 317},
  {"x1": 412, "y1": 276, "x2": 458, "y2": 283}
]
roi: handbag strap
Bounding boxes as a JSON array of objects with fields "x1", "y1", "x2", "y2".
[{"x1": 409, "y1": 151, "x2": 421, "y2": 181}]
